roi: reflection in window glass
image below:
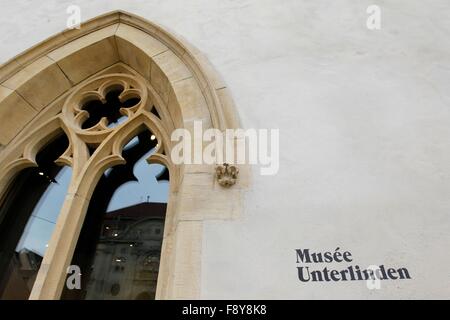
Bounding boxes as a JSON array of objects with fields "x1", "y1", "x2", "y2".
[
  {"x1": 0, "y1": 135, "x2": 70, "y2": 300},
  {"x1": 106, "y1": 115, "x2": 128, "y2": 129},
  {"x1": 16, "y1": 167, "x2": 72, "y2": 256},
  {"x1": 62, "y1": 130, "x2": 169, "y2": 300}
]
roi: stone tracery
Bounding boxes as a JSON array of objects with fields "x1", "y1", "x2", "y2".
[{"x1": 0, "y1": 10, "x2": 245, "y2": 300}]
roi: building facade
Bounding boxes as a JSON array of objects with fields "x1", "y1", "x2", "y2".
[{"x1": 0, "y1": 1, "x2": 449, "y2": 299}]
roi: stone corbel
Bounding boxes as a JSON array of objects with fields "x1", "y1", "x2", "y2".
[{"x1": 215, "y1": 163, "x2": 239, "y2": 187}]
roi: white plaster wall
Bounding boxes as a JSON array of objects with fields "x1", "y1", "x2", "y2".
[{"x1": 0, "y1": 0, "x2": 449, "y2": 299}]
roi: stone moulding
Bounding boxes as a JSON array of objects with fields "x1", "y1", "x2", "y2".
[{"x1": 0, "y1": 11, "x2": 249, "y2": 300}]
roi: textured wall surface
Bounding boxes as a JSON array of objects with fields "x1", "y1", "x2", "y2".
[{"x1": 0, "y1": 0, "x2": 449, "y2": 299}]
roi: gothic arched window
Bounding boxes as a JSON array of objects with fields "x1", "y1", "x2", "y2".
[{"x1": 0, "y1": 11, "x2": 242, "y2": 300}]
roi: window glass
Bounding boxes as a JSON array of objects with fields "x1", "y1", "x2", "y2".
[
  {"x1": 62, "y1": 131, "x2": 169, "y2": 300},
  {"x1": 0, "y1": 135, "x2": 70, "y2": 300}
]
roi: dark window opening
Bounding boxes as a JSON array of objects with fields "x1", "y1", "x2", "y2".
[
  {"x1": 150, "y1": 106, "x2": 161, "y2": 119},
  {"x1": 81, "y1": 86, "x2": 141, "y2": 130},
  {"x1": 62, "y1": 130, "x2": 169, "y2": 300},
  {"x1": 0, "y1": 134, "x2": 70, "y2": 300}
]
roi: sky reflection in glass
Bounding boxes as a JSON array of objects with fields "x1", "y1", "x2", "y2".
[
  {"x1": 16, "y1": 167, "x2": 72, "y2": 256},
  {"x1": 107, "y1": 141, "x2": 169, "y2": 212},
  {"x1": 15, "y1": 136, "x2": 168, "y2": 258}
]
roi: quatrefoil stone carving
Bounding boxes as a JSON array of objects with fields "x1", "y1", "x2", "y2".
[
  {"x1": 80, "y1": 86, "x2": 141, "y2": 130},
  {"x1": 62, "y1": 74, "x2": 148, "y2": 144}
]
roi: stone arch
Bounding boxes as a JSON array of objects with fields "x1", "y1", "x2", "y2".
[{"x1": 0, "y1": 11, "x2": 247, "y2": 299}]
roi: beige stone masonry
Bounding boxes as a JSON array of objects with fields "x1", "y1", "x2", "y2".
[
  {"x1": 169, "y1": 220, "x2": 203, "y2": 299},
  {"x1": 47, "y1": 25, "x2": 120, "y2": 84},
  {"x1": 115, "y1": 23, "x2": 168, "y2": 79},
  {"x1": 169, "y1": 77, "x2": 211, "y2": 126},
  {"x1": 0, "y1": 59, "x2": 21, "y2": 85},
  {"x1": 2, "y1": 56, "x2": 72, "y2": 111},
  {"x1": 0, "y1": 11, "x2": 247, "y2": 301},
  {"x1": 0, "y1": 85, "x2": 37, "y2": 144}
]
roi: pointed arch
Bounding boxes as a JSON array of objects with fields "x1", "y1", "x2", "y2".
[{"x1": 0, "y1": 11, "x2": 248, "y2": 299}]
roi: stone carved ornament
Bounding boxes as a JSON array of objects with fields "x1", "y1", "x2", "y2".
[{"x1": 215, "y1": 163, "x2": 239, "y2": 187}]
